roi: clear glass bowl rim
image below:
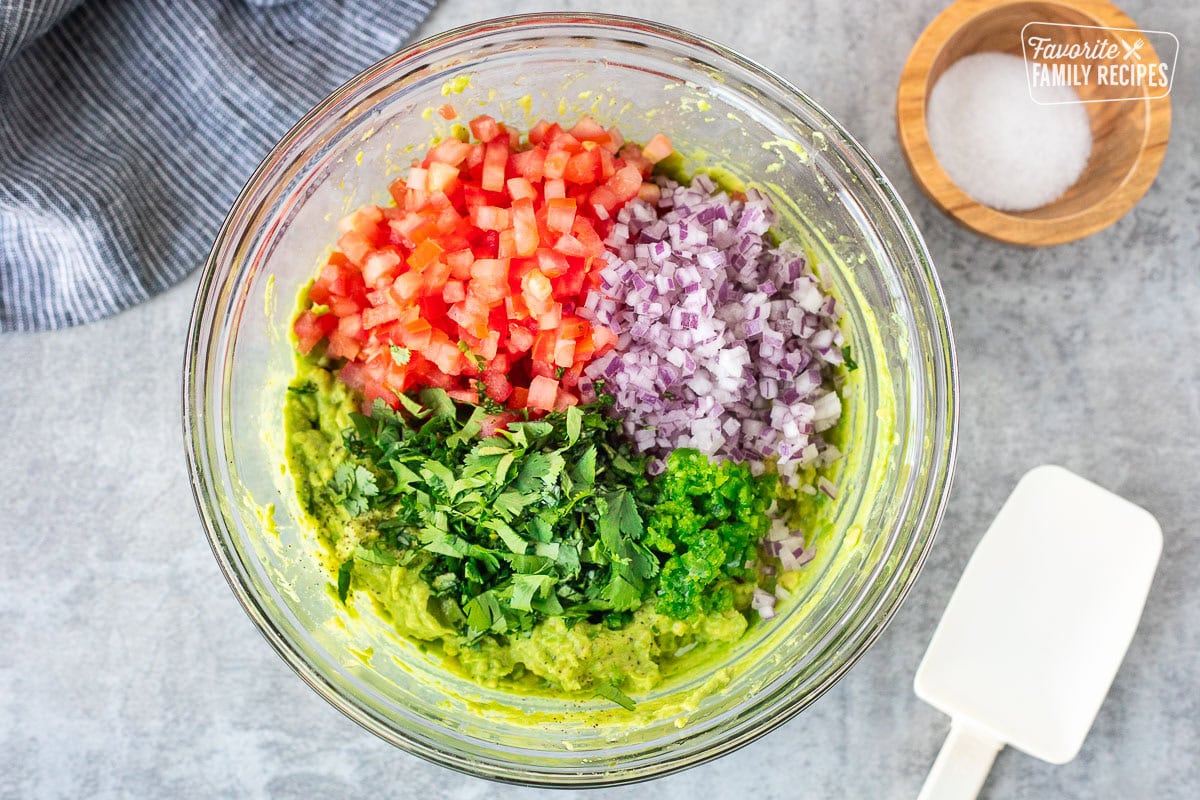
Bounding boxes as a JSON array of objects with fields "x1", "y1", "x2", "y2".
[{"x1": 183, "y1": 11, "x2": 959, "y2": 787}]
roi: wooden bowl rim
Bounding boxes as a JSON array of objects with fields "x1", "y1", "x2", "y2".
[{"x1": 896, "y1": 0, "x2": 1172, "y2": 247}]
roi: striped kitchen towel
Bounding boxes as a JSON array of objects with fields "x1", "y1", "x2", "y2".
[{"x1": 0, "y1": 0, "x2": 437, "y2": 332}]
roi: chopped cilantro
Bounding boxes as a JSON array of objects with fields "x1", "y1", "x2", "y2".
[
  {"x1": 457, "y1": 340, "x2": 487, "y2": 372},
  {"x1": 321, "y1": 391, "x2": 778, "y2": 641},
  {"x1": 329, "y1": 463, "x2": 378, "y2": 516},
  {"x1": 842, "y1": 345, "x2": 858, "y2": 371},
  {"x1": 390, "y1": 345, "x2": 411, "y2": 365},
  {"x1": 329, "y1": 392, "x2": 658, "y2": 640},
  {"x1": 336, "y1": 558, "x2": 354, "y2": 604},
  {"x1": 595, "y1": 682, "x2": 637, "y2": 711}
]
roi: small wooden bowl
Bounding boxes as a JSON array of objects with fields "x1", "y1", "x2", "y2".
[{"x1": 897, "y1": 0, "x2": 1172, "y2": 246}]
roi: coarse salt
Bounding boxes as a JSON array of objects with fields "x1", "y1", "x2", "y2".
[{"x1": 926, "y1": 52, "x2": 1092, "y2": 212}]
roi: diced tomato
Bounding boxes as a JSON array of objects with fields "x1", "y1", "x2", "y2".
[
  {"x1": 327, "y1": 296, "x2": 359, "y2": 317},
  {"x1": 478, "y1": 330, "x2": 500, "y2": 360},
  {"x1": 505, "y1": 292, "x2": 530, "y2": 321},
  {"x1": 521, "y1": 268, "x2": 554, "y2": 317},
  {"x1": 337, "y1": 231, "x2": 374, "y2": 267},
  {"x1": 306, "y1": 280, "x2": 331, "y2": 305},
  {"x1": 605, "y1": 126, "x2": 625, "y2": 152},
  {"x1": 511, "y1": 199, "x2": 539, "y2": 257},
  {"x1": 510, "y1": 148, "x2": 545, "y2": 181},
  {"x1": 572, "y1": 336, "x2": 594, "y2": 364},
  {"x1": 481, "y1": 370, "x2": 513, "y2": 403},
  {"x1": 570, "y1": 216, "x2": 603, "y2": 255},
  {"x1": 642, "y1": 133, "x2": 673, "y2": 163},
  {"x1": 543, "y1": 149, "x2": 570, "y2": 180},
  {"x1": 531, "y1": 330, "x2": 556, "y2": 364},
  {"x1": 588, "y1": 186, "x2": 619, "y2": 214},
  {"x1": 481, "y1": 140, "x2": 508, "y2": 192},
  {"x1": 558, "y1": 316, "x2": 588, "y2": 339},
  {"x1": 361, "y1": 303, "x2": 401, "y2": 329},
  {"x1": 545, "y1": 129, "x2": 580, "y2": 152},
  {"x1": 426, "y1": 162, "x2": 459, "y2": 193},
  {"x1": 537, "y1": 303, "x2": 561, "y2": 331},
  {"x1": 337, "y1": 360, "x2": 366, "y2": 392},
  {"x1": 553, "y1": 337, "x2": 576, "y2": 368},
  {"x1": 469, "y1": 258, "x2": 510, "y2": 304},
  {"x1": 527, "y1": 375, "x2": 559, "y2": 411},
  {"x1": 528, "y1": 119, "x2": 550, "y2": 145},
  {"x1": 293, "y1": 310, "x2": 336, "y2": 355},
  {"x1": 429, "y1": 137, "x2": 471, "y2": 166},
  {"x1": 337, "y1": 205, "x2": 384, "y2": 237},
  {"x1": 563, "y1": 150, "x2": 598, "y2": 184},
  {"x1": 546, "y1": 197, "x2": 576, "y2": 234},
  {"x1": 569, "y1": 116, "x2": 607, "y2": 142},
  {"x1": 438, "y1": 103, "x2": 458, "y2": 120},
  {"x1": 597, "y1": 147, "x2": 616, "y2": 179},
  {"x1": 327, "y1": 330, "x2": 361, "y2": 360},
  {"x1": 445, "y1": 248, "x2": 474, "y2": 279},
  {"x1": 389, "y1": 213, "x2": 435, "y2": 247},
  {"x1": 506, "y1": 323, "x2": 534, "y2": 353},
  {"x1": 608, "y1": 165, "x2": 644, "y2": 201},
  {"x1": 337, "y1": 313, "x2": 364, "y2": 340},
  {"x1": 470, "y1": 205, "x2": 509, "y2": 231},
  {"x1": 295, "y1": 116, "x2": 670, "y2": 410},
  {"x1": 442, "y1": 279, "x2": 466, "y2": 303},
  {"x1": 479, "y1": 410, "x2": 519, "y2": 436},
  {"x1": 506, "y1": 177, "x2": 536, "y2": 201},
  {"x1": 420, "y1": 258, "x2": 452, "y2": 294},
  {"x1": 552, "y1": 233, "x2": 587, "y2": 259},
  {"x1": 426, "y1": 333, "x2": 465, "y2": 374},
  {"x1": 617, "y1": 143, "x2": 652, "y2": 174},
  {"x1": 387, "y1": 178, "x2": 408, "y2": 206},
  {"x1": 390, "y1": 271, "x2": 423, "y2": 303},
  {"x1": 555, "y1": 263, "x2": 587, "y2": 296},
  {"x1": 362, "y1": 250, "x2": 401, "y2": 286},
  {"x1": 553, "y1": 389, "x2": 580, "y2": 411},
  {"x1": 434, "y1": 205, "x2": 462, "y2": 235},
  {"x1": 535, "y1": 247, "x2": 570, "y2": 278},
  {"x1": 407, "y1": 240, "x2": 444, "y2": 273},
  {"x1": 591, "y1": 324, "x2": 617, "y2": 354},
  {"x1": 407, "y1": 166, "x2": 429, "y2": 193},
  {"x1": 469, "y1": 115, "x2": 502, "y2": 143},
  {"x1": 464, "y1": 142, "x2": 485, "y2": 171},
  {"x1": 400, "y1": 316, "x2": 433, "y2": 350}
]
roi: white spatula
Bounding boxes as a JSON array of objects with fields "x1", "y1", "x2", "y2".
[{"x1": 914, "y1": 465, "x2": 1162, "y2": 800}]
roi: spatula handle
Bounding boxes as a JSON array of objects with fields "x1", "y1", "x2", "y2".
[{"x1": 917, "y1": 721, "x2": 1003, "y2": 800}]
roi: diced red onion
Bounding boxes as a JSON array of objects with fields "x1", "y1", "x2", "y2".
[
  {"x1": 751, "y1": 587, "x2": 777, "y2": 620},
  {"x1": 584, "y1": 175, "x2": 847, "y2": 475}
]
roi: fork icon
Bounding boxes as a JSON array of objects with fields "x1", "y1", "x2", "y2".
[{"x1": 1121, "y1": 37, "x2": 1145, "y2": 61}]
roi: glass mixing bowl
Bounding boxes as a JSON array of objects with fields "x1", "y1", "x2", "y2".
[{"x1": 184, "y1": 13, "x2": 957, "y2": 787}]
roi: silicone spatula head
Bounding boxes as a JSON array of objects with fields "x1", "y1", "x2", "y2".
[{"x1": 913, "y1": 465, "x2": 1161, "y2": 800}]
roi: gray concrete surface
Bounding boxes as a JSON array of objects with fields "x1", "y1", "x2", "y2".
[{"x1": 1, "y1": 1, "x2": 1196, "y2": 797}]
